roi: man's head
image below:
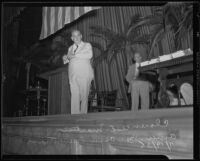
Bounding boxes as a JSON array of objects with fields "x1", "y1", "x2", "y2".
[
  {"x1": 134, "y1": 52, "x2": 142, "y2": 63},
  {"x1": 71, "y1": 29, "x2": 82, "y2": 45}
]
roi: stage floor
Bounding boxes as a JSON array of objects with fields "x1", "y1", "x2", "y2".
[{"x1": 2, "y1": 107, "x2": 193, "y2": 159}]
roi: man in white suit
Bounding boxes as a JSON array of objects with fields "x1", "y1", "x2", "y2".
[
  {"x1": 125, "y1": 53, "x2": 153, "y2": 111},
  {"x1": 63, "y1": 30, "x2": 94, "y2": 114}
]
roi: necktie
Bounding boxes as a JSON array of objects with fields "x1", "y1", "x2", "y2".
[{"x1": 74, "y1": 45, "x2": 78, "y2": 54}]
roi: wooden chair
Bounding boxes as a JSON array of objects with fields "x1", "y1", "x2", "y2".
[
  {"x1": 97, "y1": 90, "x2": 118, "y2": 111},
  {"x1": 88, "y1": 90, "x2": 98, "y2": 112},
  {"x1": 88, "y1": 90, "x2": 118, "y2": 112},
  {"x1": 180, "y1": 83, "x2": 193, "y2": 105}
]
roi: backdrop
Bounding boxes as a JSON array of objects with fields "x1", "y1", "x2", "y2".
[{"x1": 40, "y1": 6, "x2": 193, "y2": 108}]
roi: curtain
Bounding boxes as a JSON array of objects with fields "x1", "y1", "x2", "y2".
[{"x1": 39, "y1": 7, "x2": 101, "y2": 39}]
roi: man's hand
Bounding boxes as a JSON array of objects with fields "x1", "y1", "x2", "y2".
[
  {"x1": 67, "y1": 54, "x2": 75, "y2": 59},
  {"x1": 63, "y1": 55, "x2": 68, "y2": 60},
  {"x1": 63, "y1": 55, "x2": 69, "y2": 64}
]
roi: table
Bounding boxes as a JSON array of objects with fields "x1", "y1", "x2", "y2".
[{"x1": 139, "y1": 54, "x2": 193, "y2": 107}]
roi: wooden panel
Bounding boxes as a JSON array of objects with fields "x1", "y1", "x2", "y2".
[
  {"x1": 48, "y1": 73, "x2": 62, "y2": 114},
  {"x1": 61, "y1": 72, "x2": 71, "y2": 114},
  {"x1": 2, "y1": 107, "x2": 193, "y2": 158},
  {"x1": 168, "y1": 63, "x2": 193, "y2": 75},
  {"x1": 40, "y1": 66, "x2": 71, "y2": 115}
]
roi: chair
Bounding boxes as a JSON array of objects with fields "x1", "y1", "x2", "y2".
[
  {"x1": 97, "y1": 90, "x2": 118, "y2": 111},
  {"x1": 180, "y1": 83, "x2": 193, "y2": 105},
  {"x1": 88, "y1": 90, "x2": 98, "y2": 112},
  {"x1": 88, "y1": 90, "x2": 118, "y2": 112}
]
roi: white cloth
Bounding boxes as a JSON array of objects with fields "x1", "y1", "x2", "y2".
[
  {"x1": 67, "y1": 41, "x2": 94, "y2": 114},
  {"x1": 169, "y1": 98, "x2": 186, "y2": 106},
  {"x1": 180, "y1": 83, "x2": 193, "y2": 105},
  {"x1": 135, "y1": 63, "x2": 140, "y2": 78}
]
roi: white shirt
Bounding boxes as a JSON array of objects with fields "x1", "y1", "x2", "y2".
[{"x1": 135, "y1": 62, "x2": 140, "y2": 78}]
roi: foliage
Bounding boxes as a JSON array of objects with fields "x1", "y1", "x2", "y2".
[
  {"x1": 90, "y1": 13, "x2": 151, "y2": 67},
  {"x1": 11, "y1": 31, "x2": 72, "y2": 72},
  {"x1": 145, "y1": 2, "x2": 193, "y2": 58}
]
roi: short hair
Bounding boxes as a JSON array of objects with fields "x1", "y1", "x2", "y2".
[
  {"x1": 71, "y1": 29, "x2": 82, "y2": 36},
  {"x1": 134, "y1": 52, "x2": 141, "y2": 57}
]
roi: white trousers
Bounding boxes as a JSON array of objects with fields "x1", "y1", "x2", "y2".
[
  {"x1": 69, "y1": 76, "x2": 92, "y2": 114},
  {"x1": 131, "y1": 80, "x2": 151, "y2": 111}
]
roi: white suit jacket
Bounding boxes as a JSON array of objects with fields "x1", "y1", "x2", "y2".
[
  {"x1": 67, "y1": 41, "x2": 94, "y2": 81},
  {"x1": 125, "y1": 64, "x2": 137, "y2": 93},
  {"x1": 125, "y1": 63, "x2": 153, "y2": 93}
]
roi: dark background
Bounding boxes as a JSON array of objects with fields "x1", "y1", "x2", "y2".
[{"x1": 3, "y1": 7, "x2": 43, "y2": 116}]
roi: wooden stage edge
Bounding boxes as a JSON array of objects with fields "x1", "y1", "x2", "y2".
[
  {"x1": 3, "y1": 107, "x2": 193, "y2": 122},
  {"x1": 2, "y1": 107, "x2": 193, "y2": 158}
]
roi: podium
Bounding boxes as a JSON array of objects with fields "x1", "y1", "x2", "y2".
[{"x1": 39, "y1": 65, "x2": 71, "y2": 115}]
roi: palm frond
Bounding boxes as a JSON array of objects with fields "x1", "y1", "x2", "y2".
[
  {"x1": 107, "y1": 50, "x2": 117, "y2": 64},
  {"x1": 123, "y1": 21, "x2": 131, "y2": 35},
  {"x1": 148, "y1": 24, "x2": 171, "y2": 59},
  {"x1": 174, "y1": 3, "x2": 193, "y2": 49},
  {"x1": 90, "y1": 25, "x2": 118, "y2": 41},
  {"x1": 126, "y1": 15, "x2": 163, "y2": 37},
  {"x1": 167, "y1": 5, "x2": 182, "y2": 23},
  {"x1": 128, "y1": 14, "x2": 141, "y2": 29},
  {"x1": 163, "y1": 4, "x2": 183, "y2": 33},
  {"x1": 129, "y1": 34, "x2": 151, "y2": 45},
  {"x1": 93, "y1": 51, "x2": 108, "y2": 66},
  {"x1": 165, "y1": 2, "x2": 186, "y2": 9},
  {"x1": 180, "y1": 7, "x2": 193, "y2": 31},
  {"x1": 106, "y1": 40, "x2": 121, "y2": 55},
  {"x1": 90, "y1": 42, "x2": 105, "y2": 53},
  {"x1": 153, "y1": 6, "x2": 164, "y2": 16},
  {"x1": 108, "y1": 34, "x2": 126, "y2": 51},
  {"x1": 166, "y1": 13, "x2": 179, "y2": 34},
  {"x1": 92, "y1": 42, "x2": 119, "y2": 66},
  {"x1": 27, "y1": 51, "x2": 52, "y2": 60},
  {"x1": 90, "y1": 33, "x2": 108, "y2": 42},
  {"x1": 59, "y1": 31, "x2": 71, "y2": 39}
]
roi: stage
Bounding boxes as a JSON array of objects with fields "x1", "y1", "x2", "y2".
[{"x1": 2, "y1": 107, "x2": 193, "y2": 159}]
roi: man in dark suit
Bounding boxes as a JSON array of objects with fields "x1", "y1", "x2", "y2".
[{"x1": 125, "y1": 52, "x2": 153, "y2": 111}]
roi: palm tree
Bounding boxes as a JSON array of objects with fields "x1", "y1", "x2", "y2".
[
  {"x1": 174, "y1": 2, "x2": 193, "y2": 49},
  {"x1": 10, "y1": 31, "x2": 72, "y2": 89},
  {"x1": 135, "y1": 2, "x2": 193, "y2": 107},
  {"x1": 89, "y1": 14, "x2": 152, "y2": 108},
  {"x1": 144, "y1": 2, "x2": 193, "y2": 59},
  {"x1": 90, "y1": 13, "x2": 151, "y2": 71}
]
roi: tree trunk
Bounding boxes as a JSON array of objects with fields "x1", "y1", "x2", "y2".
[{"x1": 114, "y1": 54, "x2": 129, "y2": 108}]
